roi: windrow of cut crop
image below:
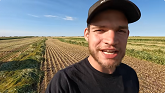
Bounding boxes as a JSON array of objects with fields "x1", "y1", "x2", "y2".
[
  {"x1": 0, "y1": 37, "x2": 42, "y2": 63},
  {"x1": 126, "y1": 37, "x2": 165, "y2": 65},
  {"x1": 55, "y1": 38, "x2": 88, "y2": 47},
  {"x1": 0, "y1": 37, "x2": 47, "y2": 93},
  {"x1": 0, "y1": 43, "x2": 34, "y2": 62},
  {"x1": 126, "y1": 49, "x2": 165, "y2": 65}
]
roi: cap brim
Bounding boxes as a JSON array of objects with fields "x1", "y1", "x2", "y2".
[{"x1": 87, "y1": 0, "x2": 141, "y2": 24}]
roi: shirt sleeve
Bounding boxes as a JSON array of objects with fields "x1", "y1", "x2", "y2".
[
  {"x1": 45, "y1": 70, "x2": 70, "y2": 93},
  {"x1": 133, "y1": 69, "x2": 139, "y2": 92}
]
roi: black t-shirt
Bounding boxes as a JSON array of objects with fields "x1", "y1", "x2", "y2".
[{"x1": 46, "y1": 57, "x2": 139, "y2": 93}]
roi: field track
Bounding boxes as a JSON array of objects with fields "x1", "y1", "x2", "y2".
[{"x1": 40, "y1": 38, "x2": 165, "y2": 93}]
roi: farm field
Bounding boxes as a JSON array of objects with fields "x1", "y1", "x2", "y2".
[
  {"x1": 0, "y1": 36, "x2": 165, "y2": 93},
  {"x1": 0, "y1": 37, "x2": 46, "y2": 92},
  {"x1": 40, "y1": 38, "x2": 89, "y2": 92}
]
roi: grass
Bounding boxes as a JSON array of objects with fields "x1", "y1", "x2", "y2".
[
  {"x1": 126, "y1": 49, "x2": 165, "y2": 65},
  {"x1": 56, "y1": 38, "x2": 88, "y2": 47},
  {"x1": 0, "y1": 38, "x2": 47, "y2": 93},
  {"x1": 128, "y1": 38, "x2": 165, "y2": 42},
  {"x1": 55, "y1": 37, "x2": 165, "y2": 65}
]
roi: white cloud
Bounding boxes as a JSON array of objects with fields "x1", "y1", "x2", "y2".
[
  {"x1": 44, "y1": 15, "x2": 58, "y2": 18},
  {"x1": 43, "y1": 14, "x2": 76, "y2": 21},
  {"x1": 63, "y1": 16, "x2": 74, "y2": 21},
  {"x1": 28, "y1": 14, "x2": 39, "y2": 17}
]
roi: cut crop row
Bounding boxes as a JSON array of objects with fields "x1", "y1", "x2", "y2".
[
  {"x1": 0, "y1": 37, "x2": 46, "y2": 93},
  {"x1": 40, "y1": 38, "x2": 89, "y2": 93},
  {"x1": 0, "y1": 37, "x2": 42, "y2": 62}
]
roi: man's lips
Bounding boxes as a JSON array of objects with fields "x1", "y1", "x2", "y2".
[
  {"x1": 101, "y1": 48, "x2": 119, "y2": 53},
  {"x1": 100, "y1": 48, "x2": 119, "y2": 58}
]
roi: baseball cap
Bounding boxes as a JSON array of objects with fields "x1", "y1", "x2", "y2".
[{"x1": 87, "y1": 0, "x2": 141, "y2": 24}]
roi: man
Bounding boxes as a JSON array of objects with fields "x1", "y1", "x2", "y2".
[{"x1": 46, "y1": 0, "x2": 141, "y2": 93}]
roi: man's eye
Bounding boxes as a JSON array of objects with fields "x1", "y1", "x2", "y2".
[
  {"x1": 95, "y1": 29, "x2": 104, "y2": 32},
  {"x1": 118, "y1": 30, "x2": 126, "y2": 33}
]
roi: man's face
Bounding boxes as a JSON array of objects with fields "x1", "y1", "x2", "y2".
[{"x1": 84, "y1": 10, "x2": 129, "y2": 69}]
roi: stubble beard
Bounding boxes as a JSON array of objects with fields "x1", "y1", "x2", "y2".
[{"x1": 88, "y1": 46, "x2": 124, "y2": 69}]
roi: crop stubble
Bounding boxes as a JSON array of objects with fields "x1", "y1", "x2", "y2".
[
  {"x1": 0, "y1": 37, "x2": 41, "y2": 62},
  {"x1": 40, "y1": 38, "x2": 89, "y2": 92},
  {"x1": 41, "y1": 38, "x2": 165, "y2": 93}
]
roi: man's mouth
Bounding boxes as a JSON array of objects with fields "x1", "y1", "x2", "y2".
[
  {"x1": 100, "y1": 49, "x2": 118, "y2": 58},
  {"x1": 102, "y1": 50, "x2": 117, "y2": 54}
]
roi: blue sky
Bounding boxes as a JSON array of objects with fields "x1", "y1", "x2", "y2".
[{"x1": 0, "y1": 0, "x2": 165, "y2": 36}]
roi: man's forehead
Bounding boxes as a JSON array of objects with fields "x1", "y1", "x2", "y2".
[{"x1": 90, "y1": 24, "x2": 128, "y2": 29}]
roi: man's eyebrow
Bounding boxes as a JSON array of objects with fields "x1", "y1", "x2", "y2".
[
  {"x1": 91, "y1": 25, "x2": 128, "y2": 29},
  {"x1": 119, "y1": 26, "x2": 128, "y2": 29},
  {"x1": 91, "y1": 25, "x2": 106, "y2": 29}
]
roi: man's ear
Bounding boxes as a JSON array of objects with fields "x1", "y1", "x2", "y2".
[
  {"x1": 127, "y1": 30, "x2": 130, "y2": 37},
  {"x1": 84, "y1": 28, "x2": 89, "y2": 42}
]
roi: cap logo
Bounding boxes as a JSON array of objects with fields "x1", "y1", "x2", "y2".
[{"x1": 100, "y1": 0, "x2": 106, "y2": 4}]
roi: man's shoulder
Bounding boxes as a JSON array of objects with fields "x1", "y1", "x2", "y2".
[
  {"x1": 119, "y1": 63, "x2": 134, "y2": 70},
  {"x1": 118, "y1": 63, "x2": 139, "y2": 92},
  {"x1": 118, "y1": 63, "x2": 137, "y2": 76},
  {"x1": 46, "y1": 61, "x2": 84, "y2": 93}
]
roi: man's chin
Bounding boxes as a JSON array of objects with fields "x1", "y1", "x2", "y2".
[{"x1": 97, "y1": 59, "x2": 121, "y2": 69}]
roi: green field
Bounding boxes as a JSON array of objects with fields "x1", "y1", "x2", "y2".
[
  {"x1": 56, "y1": 36, "x2": 165, "y2": 65},
  {"x1": 0, "y1": 37, "x2": 46, "y2": 93}
]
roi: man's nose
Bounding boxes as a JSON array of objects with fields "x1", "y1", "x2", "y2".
[{"x1": 103, "y1": 30, "x2": 118, "y2": 46}]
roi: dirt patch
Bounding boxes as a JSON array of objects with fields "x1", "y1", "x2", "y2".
[{"x1": 123, "y1": 56, "x2": 165, "y2": 93}]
